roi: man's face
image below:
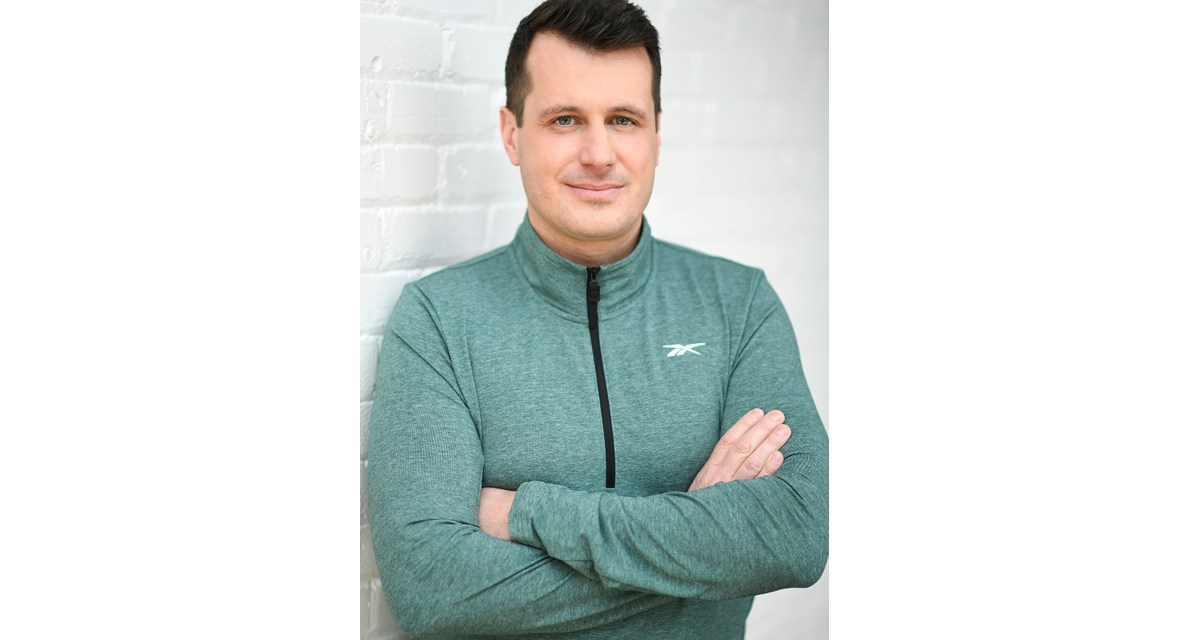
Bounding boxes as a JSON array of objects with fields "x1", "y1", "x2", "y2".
[{"x1": 500, "y1": 32, "x2": 660, "y2": 263}]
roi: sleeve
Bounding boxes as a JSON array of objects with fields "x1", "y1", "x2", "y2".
[
  {"x1": 367, "y1": 285, "x2": 676, "y2": 638},
  {"x1": 506, "y1": 273, "x2": 828, "y2": 601}
]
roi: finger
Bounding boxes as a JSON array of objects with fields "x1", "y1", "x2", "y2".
[
  {"x1": 756, "y1": 450, "x2": 784, "y2": 478},
  {"x1": 721, "y1": 410, "x2": 785, "y2": 476},
  {"x1": 706, "y1": 408, "x2": 765, "y2": 467},
  {"x1": 735, "y1": 422, "x2": 791, "y2": 480}
]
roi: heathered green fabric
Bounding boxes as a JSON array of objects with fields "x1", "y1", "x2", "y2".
[{"x1": 368, "y1": 217, "x2": 828, "y2": 640}]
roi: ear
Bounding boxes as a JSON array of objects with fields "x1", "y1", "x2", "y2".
[{"x1": 499, "y1": 107, "x2": 520, "y2": 166}]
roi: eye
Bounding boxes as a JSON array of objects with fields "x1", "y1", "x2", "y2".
[
  {"x1": 555, "y1": 115, "x2": 575, "y2": 126},
  {"x1": 612, "y1": 116, "x2": 634, "y2": 127}
]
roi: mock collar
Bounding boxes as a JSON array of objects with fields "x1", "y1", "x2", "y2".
[{"x1": 510, "y1": 214, "x2": 655, "y2": 322}]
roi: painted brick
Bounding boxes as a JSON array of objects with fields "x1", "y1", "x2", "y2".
[
  {"x1": 361, "y1": 269, "x2": 425, "y2": 335},
  {"x1": 726, "y1": 6, "x2": 785, "y2": 47},
  {"x1": 656, "y1": 98, "x2": 709, "y2": 143},
  {"x1": 360, "y1": 1, "x2": 384, "y2": 17},
  {"x1": 361, "y1": 16, "x2": 442, "y2": 74},
  {"x1": 361, "y1": 400, "x2": 374, "y2": 460},
  {"x1": 362, "y1": 82, "x2": 389, "y2": 143},
  {"x1": 661, "y1": 50, "x2": 701, "y2": 97},
  {"x1": 776, "y1": 11, "x2": 828, "y2": 105},
  {"x1": 390, "y1": 83, "x2": 492, "y2": 139},
  {"x1": 781, "y1": 146, "x2": 827, "y2": 190},
  {"x1": 360, "y1": 146, "x2": 437, "y2": 201},
  {"x1": 496, "y1": 0, "x2": 542, "y2": 26},
  {"x1": 707, "y1": 98, "x2": 788, "y2": 144},
  {"x1": 658, "y1": 0, "x2": 722, "y2": 50},
  {"x1": 379, "y1": 208, "x2": 489, "y2": 268},
  {"x1": 633, "y1": 0, "x2": 669, "y2": 33},
  {"x1": 449, "y1": 25, "x2": 514, "y2": 81},
  {"x1": 361, "y1": 462, "x2": 369, "y2": 526},
  {"x1": 361, "y1": 211, "x2": 383, "y2": 271},
  {"x1": 672, "y1": 146, "x2": 790, "y2": 192},
  {"x1": 443, "y1": 145, "x2": 522, "y2": 203},
  {"x1": 486, "y1": 203, "x2": 526, "y2": 250},
  {"x1": 701, "y1": 50, "x2": 771, "y2": 96},
  {"x1": 386, "y1": 0, "x2": 493, "y2": 18},
  {"x1": 361, "y1": 579, "x2": 371, "y2": 639},
  {"x1": 362, "y1": 522, "x2": 378, "y2": 578},
  {"x1": 644, "y1": 164, "x2": 682, "y2": 220},
  {"x1": 361, "y1": 335, "x2": 382, "y2": 402},
  {"x1": 487, "y1": 84, "x2": 509, "y2": 119},
  {"x1": 366, "y1": 576, "x2": 403, "y2": 640}
]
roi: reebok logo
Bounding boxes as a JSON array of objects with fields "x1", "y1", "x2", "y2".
[{"x1": 663, "y1": 343, "x2": 705, "y2": 357}]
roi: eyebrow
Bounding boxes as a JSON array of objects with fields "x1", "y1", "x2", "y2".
[
  {"x1": 537, "y1": 104, "x2": 650, "y2": 121},
  {"x1": 538, "y1": 104, "x2": 580, "y2": 119},
  {"x1": 609, "y1": 104, "x2": 649, "y2": 121}
]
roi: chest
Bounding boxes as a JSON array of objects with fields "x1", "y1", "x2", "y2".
[{"x1": 464, "y1": 296, "x2": 731, "y2": 496}]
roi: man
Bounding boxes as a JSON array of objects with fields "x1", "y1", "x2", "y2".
[{"x1": 368, "y1": 1, "x2": 828, "y2": 638}]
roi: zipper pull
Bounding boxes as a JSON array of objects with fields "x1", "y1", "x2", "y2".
[{"x1": 586, "y1": 266, "x2": 601, "y2": 303}]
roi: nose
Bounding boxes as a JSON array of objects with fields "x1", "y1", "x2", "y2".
[{"x1": 578, "y1": 124, "x2": 616, "y2": 169}]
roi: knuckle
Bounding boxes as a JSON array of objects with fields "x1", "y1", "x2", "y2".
[
  {"x1": 743, "y1": 457, "x2": 764, "y2": 472},
  {"x1": 733, "y1": 439, "x2": 753, "y2": 455}
]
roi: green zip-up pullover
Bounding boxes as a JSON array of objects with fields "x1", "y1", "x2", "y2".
[{"x1": 368, "y1": 217, "x2": 828, "y2": 639}]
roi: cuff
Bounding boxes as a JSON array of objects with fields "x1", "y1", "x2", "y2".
[
  {"x1": 508, "y1": 481, "x2": 604, "y2": 556},
  {"x1": 508, "y1": 480, "x2": 548, "y2": 548}
]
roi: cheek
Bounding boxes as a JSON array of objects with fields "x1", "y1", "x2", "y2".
[
  {"x1": 524, "y1": 131, "x2": 576, "y2": 160},
  {"x1": 525, "y1": 147, "x2": 573, "y2": 182},
  {"x1": 520, "y1": 155, "x2": 562, "y2": 203}
]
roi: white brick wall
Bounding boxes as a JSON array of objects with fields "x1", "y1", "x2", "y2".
[
  {"x1": 360, "y1": 146, "x2": 438, "y2": 201},
  {"x1": 360, "y1": 16, "x2": 443, "y2": 74},
  {"x1": 360, "y1": 2, "x2": 828, "y2": 638},
  {"x1": 449, "y1": 25, "x2": 515, "y2": 81}
]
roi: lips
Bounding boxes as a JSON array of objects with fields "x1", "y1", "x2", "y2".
[{"x1": 566, "y1": 182, "x2": 625, "y2": 201}]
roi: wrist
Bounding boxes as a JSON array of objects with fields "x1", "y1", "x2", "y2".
[{"x1": 507, "y1": 481, "x2": 540, "y2": 545}]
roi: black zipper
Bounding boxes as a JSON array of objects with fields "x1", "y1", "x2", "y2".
[{"x1": 586, "y1": 266, "x2": 616, "y2": 489}]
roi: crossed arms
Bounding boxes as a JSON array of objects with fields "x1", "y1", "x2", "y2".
[
  {"x1": 478, "y1": 407, "x2": 795, "y2": 539},
  {"x1": 368, "y1": 276, "x2": 828, "y2": 637}
]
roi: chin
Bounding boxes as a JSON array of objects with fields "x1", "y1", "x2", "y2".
[{"x1": 566, "y1": 209, "x2": 640, "y2": 240}]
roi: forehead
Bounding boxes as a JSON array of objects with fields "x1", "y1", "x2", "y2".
[{"x1": 523, "y1": 32, "x2": 654, "y2": 113}]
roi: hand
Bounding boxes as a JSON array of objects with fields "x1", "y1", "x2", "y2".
[
  {"x1": 688, "y1": 409, "x2": 790, "y2": 491},
  {"x1": 478, "y1": 487, "x2": 516, "y2": 540}
]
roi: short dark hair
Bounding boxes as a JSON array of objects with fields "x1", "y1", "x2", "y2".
[{"x1": 505, "y1": 0, "x2": 661, "y2": 127}]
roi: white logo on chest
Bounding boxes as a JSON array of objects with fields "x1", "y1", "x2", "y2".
[{"x1": 663, "y1": 343, "x2": 705, "y2": 357}]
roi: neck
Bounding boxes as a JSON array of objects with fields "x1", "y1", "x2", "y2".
[{"x1": 527, "y1": 212, "x2": 643, "y2": 267}]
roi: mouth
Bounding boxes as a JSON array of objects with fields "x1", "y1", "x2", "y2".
[{"x1": 565, "y1": 182, "x2": 625, "y2": 202}]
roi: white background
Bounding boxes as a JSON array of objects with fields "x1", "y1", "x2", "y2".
[{"x1": 3, "y1": 1, "x2": 1189, "y2": 638}]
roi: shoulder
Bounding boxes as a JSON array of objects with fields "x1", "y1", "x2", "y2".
[
  {"x1": 389, "y1": 245, "x2": 517, "y2": 331},
  {"x1": 406, "y1": 245, "x2": 517, "y2": 302},
  {"x1": 652, "y1": 237, "x2": 769, "y2": 303},
  {"x1": 654, "y1": 238, "x2": 764, "y2": 281}
]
